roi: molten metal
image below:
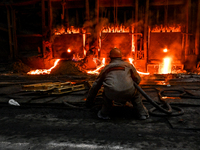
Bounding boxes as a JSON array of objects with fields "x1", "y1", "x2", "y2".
[
  {"x1": 128, "y1": 58, "x2": 150, "y2": 75},
  {"x1": 87, "y1": 58, "x2": 105, "y2": 74},
  {"x1": 27, "y1": 59, "x2": 60, "y2": 75},
  {"x1": 161, "y1": 58, "x2": 171, "y2": 74}
]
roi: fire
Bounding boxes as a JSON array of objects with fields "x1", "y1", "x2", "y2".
[
  {"x1": 151, "y1": 25, "x2": 181, "y2": 33},
  {"x1": 161, "y1": 57, "x2": 171, "y2": 74},
  {"x1": 54, "y1": 26, "x2": 84, "y2": 35},
  {"x1": 72, "y1": 54, "x2": 81, "y2": 61},
  {"x1": 27, "y1": 59, "x2": 60, "y2": 75},
  {"x1": 102, "y1": 25, "x2": 130, "y2": 33},
  {"x1": 128, "y1": 58, "x2": 150, "y2": 75},
  {"x1": 54, "y1": 26, "x2": 66, "y2": 35},
  {"x1": 87, "y1": 58, "x2": 105, "y2": 74}
]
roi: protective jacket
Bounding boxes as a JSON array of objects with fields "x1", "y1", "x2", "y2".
[{"x1": 86, "y1": 58, "x2": 141, "y2": 104}]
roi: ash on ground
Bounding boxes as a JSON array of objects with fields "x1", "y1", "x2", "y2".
[
  {"x1": 51, "y1": 60, "x2": 88, "y2": 75},
  {"x1": 10, "y1": 60, "x2": 31, "y2": 73}
]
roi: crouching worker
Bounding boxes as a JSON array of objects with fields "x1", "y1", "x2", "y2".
[{"x1": 85, "y1": 48, "x2": 149, "y2": 120}]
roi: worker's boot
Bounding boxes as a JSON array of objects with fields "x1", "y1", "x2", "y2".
[
  {"x1": 138, "y1": 106, "x2": 149, "y2": 120},
  {"x1": 97, "y1": 109, "x2": 110, "y2": 120},
  {"x1": 131, "y1": 89, "x2": 149, "y2": 120},
  {"x1": 97, "y1": 95, "x2": 112, "y2": 120}
]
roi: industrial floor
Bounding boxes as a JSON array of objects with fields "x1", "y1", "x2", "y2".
[{"x1": 0, "y1": 73, "x2": 200, "y2": 150}]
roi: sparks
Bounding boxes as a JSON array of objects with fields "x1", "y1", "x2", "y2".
[{"x1": 27, "y1": 59, "x2": 60, "y2": 75}]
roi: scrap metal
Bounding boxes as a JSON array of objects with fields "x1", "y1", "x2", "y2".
[{"x1": 22, "y1": 81, "x2": 85, "y2": 95}]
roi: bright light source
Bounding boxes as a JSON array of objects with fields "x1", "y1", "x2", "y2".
[
  {"x1": 27, "y1": 59, "x2": 60, "y2": 75},
  {"x1": 67, "y1": 49, "x2": 71, "y2": 53},
  {"x1": 163, "y1": 48, "x2": 168, "y2": 53},
  {"x1": 161, "y1": 57, "x2": 171, "y2": 74}
]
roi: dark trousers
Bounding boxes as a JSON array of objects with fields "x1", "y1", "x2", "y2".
[{"x1": 100, "y1": 89, "x2": 148, "y2": 117}]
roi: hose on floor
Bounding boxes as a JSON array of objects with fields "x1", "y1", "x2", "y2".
[{"x1": 134, "y1": 83, "x2": 184, "y2": 116}]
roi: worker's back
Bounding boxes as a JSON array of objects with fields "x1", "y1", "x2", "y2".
[{"x1": 102, "y1": 58, "x2": 139, "y2": 102}]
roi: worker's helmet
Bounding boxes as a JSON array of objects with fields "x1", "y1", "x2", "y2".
[{"x1": 109, "y1": 48, "x2": 122, "y2": 58}]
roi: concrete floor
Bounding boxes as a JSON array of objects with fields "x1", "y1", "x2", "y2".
[{"x1": 0, "y1": 73, "x2": 200, "y2": 149}]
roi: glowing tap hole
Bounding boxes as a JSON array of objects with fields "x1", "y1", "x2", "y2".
[
  {"x1": 163, "y1": 48, "x2": 168, "y2": 53},
  {"x1": 162, "y1": 57, "x2": 171, "y2": 74},
  {"x1": 67, "y1": 49, "x2": 71, "y2": 53}
]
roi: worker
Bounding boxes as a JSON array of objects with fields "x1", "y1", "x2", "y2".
[
  {"x1": 81, "y1": 47, "x2": 97, "y2": 70},
  {"x1": 86, "y1": 48, "x2": 149, "y2": 120}
]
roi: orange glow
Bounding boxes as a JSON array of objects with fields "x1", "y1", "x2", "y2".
[
  {"x1": 54, "y1": 26, "x2": 83, "y2": 35},
  {"x1": 102, "y1": 25, "x2": 130, "y2": 33},
  {"x1": 54, "y1": 26, "x2": 66, "y2": 35},
  {"x1": 151, "y1": 25, "x2": 181, "y2": 33},
  {"x1": 161, "y1": 57, "x2": 171, "y2": 74},
  {"x1": 83, "y1": 33, "x2": 86, "y2": 56},
  {"x1": 132, "y1": 34, "x2": 135, "y2": 52},
  {"x1": 128, "y1": 58, "x2": 150, "y2": 75},
  {"x1": 163, "y1": 48, "x2": 168, "y2": 52},
  {"x1": 27, "y1": 59, "x2": 60, "y2": 75},
  {"x1": 87, "y1": 58, "x2": 105, "y2": 74},
  {"x1": 83, "y1": 50, "x2": 87, "y2": 56},
  {"x1": 67, "y1": 49, "x2": 71, "y2": 53},
  {"x1": 72, "y1": 54, "x2": 81, "y2": 61}
]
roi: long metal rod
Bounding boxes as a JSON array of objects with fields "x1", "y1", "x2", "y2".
[{"x1": 7, "y1": 6, "x2": 13, "y2": 60}]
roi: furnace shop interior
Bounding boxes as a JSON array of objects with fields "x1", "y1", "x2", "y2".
[
  {"x1": 1, "y1": 1, "x2": 200, "y2": 148},
  {"x1": 0, "y1": 0, "x2": 200, "y2": 76}
]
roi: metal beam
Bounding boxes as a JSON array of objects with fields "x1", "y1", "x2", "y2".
[
  {"x1": 150, "y1": 0, "x2": 185, "y2": 6},
  {"x1": 144, "y1": 0, "x2": 149, "y2": 71},
  {"x1": 6, "y1": 6, "x2": 13, "y2": 60},
  {"x1": 0, "y1": 0, "x2": 40, "y2": 6},
  {"x1": 195, "y1": 0, "x2": 200, "y2": 56},
  {"x1": 185, "y1": 0, "x2": 191, "y2": 57},
  {"x1": 0, "y1": 27, "x2": 8, "y2": 32}
]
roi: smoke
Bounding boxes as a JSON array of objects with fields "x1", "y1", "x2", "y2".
[
  {"x1": 96, "y1": 17, "x2": 109, "y2": 33},
  {"x1": 83, "y1": 17, "x2": 109, "y2": 45},
  {"x1": 168, "y1": 41, "x2": 183, "y2": 62}
]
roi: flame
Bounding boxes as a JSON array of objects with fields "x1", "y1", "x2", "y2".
[
  {"x1": 27, "y1": 59, "x2": 60, "y2": 75},
  {"x1": 151, "y1": 25, "x2": 181, "y2": 33},
  {"x1": 102, "y1": 25, "x2": 130, "y2": 33},
  {"x1": 161, "y1": 57, "x2": 171, "y2": 74},
  {"x1": 128, "y1": 58, "x2": 150, "y2": 75},
  {"x1": 72, "y1": 53, "x2": 81, "y2": 61},
  {"x1": 163, "y1": 48, "x2": 168, "y2": 52},
  {"x1": 87, "y1": 58, "x2": 105, "y2": 74},
  {"x1": 54, "y1": 26, "x2": 84, "y2": 35},
  {"x1": 54, "y1": 26, "x2": 66, "y2": 35}
]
